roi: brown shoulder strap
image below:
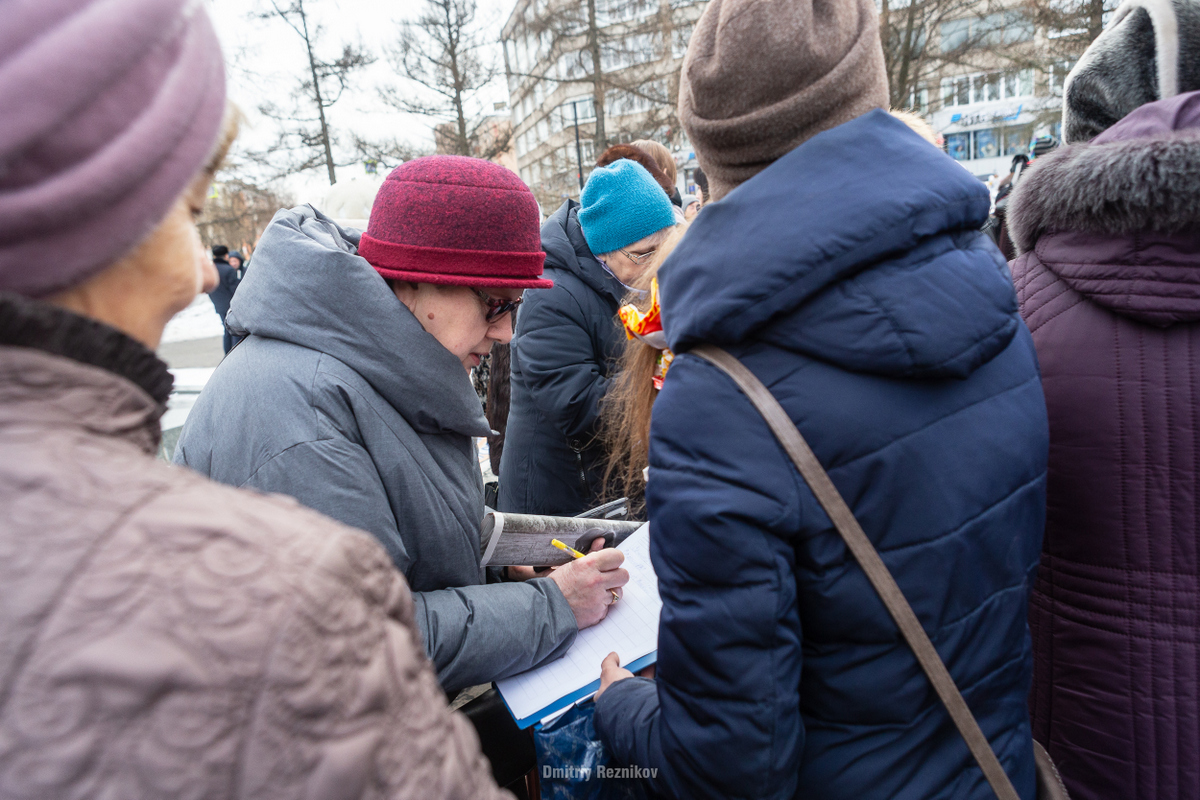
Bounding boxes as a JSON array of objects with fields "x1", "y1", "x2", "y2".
[{"x1": 691, "y1": 344, "x2": 1020, "y2": 800}]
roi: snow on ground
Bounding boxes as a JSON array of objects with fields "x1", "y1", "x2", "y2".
[{"x1": 161, "y1": 295, "x2": 224, "y2": 343}]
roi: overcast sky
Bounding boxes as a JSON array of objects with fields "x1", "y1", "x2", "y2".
[{"x1": 206, "y1": 0, "x2": 518, "y2": 201}]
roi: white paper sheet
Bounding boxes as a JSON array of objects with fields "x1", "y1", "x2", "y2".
[{"x1": 496, "y1": 522, "x2": 660, "y2": 722}]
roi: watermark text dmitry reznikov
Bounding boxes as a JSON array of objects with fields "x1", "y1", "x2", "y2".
[{"x1": 542, "y1": 764, "x2": 659, "y2": 780}]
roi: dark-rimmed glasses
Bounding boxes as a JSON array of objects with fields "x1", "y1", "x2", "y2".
[{"x1": 471, "y1": 287, "x2": 524, "y2": 322}]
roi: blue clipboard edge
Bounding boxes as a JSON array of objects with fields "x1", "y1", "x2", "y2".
[{"x1": 501, "y1": 651, "x2": 658, "y2": 730}]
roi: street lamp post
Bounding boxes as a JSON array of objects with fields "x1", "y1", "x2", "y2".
[{"x1": 571, "y1": 100, "x2": 584, "y2": 190}]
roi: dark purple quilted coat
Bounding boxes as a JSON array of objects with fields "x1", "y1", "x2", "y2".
[{"x1": 1009, "y1": 91, "x2": 1200, "y2": 800}]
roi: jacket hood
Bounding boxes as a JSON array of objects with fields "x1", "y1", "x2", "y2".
[
  {"x1": 226, "y1": 205, "x2": 490, "y2": 437},
  {"x1": 541, "y1": 200, "x2": 626, "y2": 305},
  {"x1": 1008, "y1": 91, "x2": 1200, "y2": 326},
  {"x1": 660, "y1": 109, "x2": 1018, "y2": 379}
]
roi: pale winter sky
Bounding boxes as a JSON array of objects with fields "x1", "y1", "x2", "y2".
[{"x1": 205, "y1": 0, "x2": 518, "y2": 202}]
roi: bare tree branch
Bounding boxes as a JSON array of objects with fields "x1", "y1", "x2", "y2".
[
  {"x1": 249, "y1": 0, "x2": 375, "y2": 184},
  {"x1": 880, "y1": 0, "x2": 1116, "y2": 112},
  {"x1": 381, "y1": 0, "x2": 506, "y2": 159}
]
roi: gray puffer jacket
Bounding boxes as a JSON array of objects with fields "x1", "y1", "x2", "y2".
[
  {"x1": 175, "y1": 206, "x2": 577, "y2": 692},
  {"x1": 0, "y1": 293, "x2": 509, "y2": 800}
]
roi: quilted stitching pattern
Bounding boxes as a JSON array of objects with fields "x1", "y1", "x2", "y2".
[
  {"x1": 0, "y1": 346, "x2": 509, "y2": 800},
  {"x1": 1015, "y1": 249, "x2": 1200, "y2": 800}
]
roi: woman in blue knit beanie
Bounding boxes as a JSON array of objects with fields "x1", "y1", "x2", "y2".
[
  {"x1": 580, "y1": 159, "x2": 678, "y2": 290},
  {"x1": 498, "y1": 156, "x2": 679, "y2": 517}
]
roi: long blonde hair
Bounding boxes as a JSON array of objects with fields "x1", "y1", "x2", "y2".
[{"x1": 600, "y1": 224, "x2": 688, "y2": 517}]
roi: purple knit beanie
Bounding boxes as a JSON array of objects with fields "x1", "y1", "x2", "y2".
[{"x1": 0, "y1": 0, "x2": 227, "y2": 298}]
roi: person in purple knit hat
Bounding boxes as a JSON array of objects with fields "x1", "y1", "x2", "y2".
[
  {"x1": 1009, "y1": 0, "x2": 1200, "y2": 797},
  {"x1": 0, "y1": 1, "x2": 518, "y2": 797}
]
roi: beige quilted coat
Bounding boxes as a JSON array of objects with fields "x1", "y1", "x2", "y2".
[{"x1": 0, "y1": 336, "x2": 511, "y2": 800}]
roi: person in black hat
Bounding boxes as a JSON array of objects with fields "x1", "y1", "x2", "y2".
[{"x1": 206, "y1": 244, "x2": 239, "y2": 353}]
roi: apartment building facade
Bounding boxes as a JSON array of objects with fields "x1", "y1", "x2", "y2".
[
  {"x1": 501, "y1": 0, "x2": 708, "y2": 211},
  {"x1": 504, "y1": 0, "x2": 1093, "y2": 197},
  {"x1": 908, "y1": 3, "x2": 1091, "y2": 177}
]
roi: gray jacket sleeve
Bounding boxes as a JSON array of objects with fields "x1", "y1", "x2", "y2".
[
  {"x1": 241, "y1": 438, "x2": 578, "y2": 692},
  {"x1": 415, "y1": 577, "x2": 579, "y2": 692}
]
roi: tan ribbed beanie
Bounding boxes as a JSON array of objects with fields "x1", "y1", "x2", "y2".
[{"x1": 680, "y1": 0, "x2": 890, "y2": 199}]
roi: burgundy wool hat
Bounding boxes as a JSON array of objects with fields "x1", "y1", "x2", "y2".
[{"x1": 358, "y1": 155, "x2": 551, "y2": 289}]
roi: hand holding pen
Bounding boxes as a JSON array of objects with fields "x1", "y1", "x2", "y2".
[{"x1": 545, "y1": 537, "x2": 628, "y2": 629}]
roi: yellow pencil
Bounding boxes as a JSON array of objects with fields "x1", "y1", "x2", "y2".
[
  {"x1": 551, "y1": 538, "x2": 586, "y2": 559},
  {"x1": 550, "y1": 539, "x2": 620, "y2": 604}
]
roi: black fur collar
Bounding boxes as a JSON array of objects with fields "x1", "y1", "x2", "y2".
[
  {"x1": 1008, "y1": 128, "x2": 1200, "y2": 254},
  {"x1": 0, "y1": 293, "x2": 173, "y2": 407}
]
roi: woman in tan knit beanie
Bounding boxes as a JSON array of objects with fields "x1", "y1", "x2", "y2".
[{"x1": 591, "y1": 0, "x2": 1048, "y2": 798}]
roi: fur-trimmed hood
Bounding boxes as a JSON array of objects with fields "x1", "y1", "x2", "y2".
[
  {"x1": 1010, "y1": 91, "x2": 1200, "y2": 255},
  {"x1": 1009, "y1": 91, "x2": 1200, "y2": 326}
]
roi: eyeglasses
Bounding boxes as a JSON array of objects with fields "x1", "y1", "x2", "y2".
[
  {"x1": 619, "y1": 247, "x2": 657, "y2": 265},
  {"x1": 470, "y1": 287, "x2": 524, "y2": 322}
]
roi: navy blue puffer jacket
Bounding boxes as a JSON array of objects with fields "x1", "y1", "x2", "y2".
[
  {"x1": 499, "y1": 200, "x2": 628, "y2": 515},
  {"x1": 594, "y1": 110, "x2": 1048, "y2": 800}
]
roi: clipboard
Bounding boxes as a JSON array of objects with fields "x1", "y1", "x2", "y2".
[{"x1": 495, "y1": 523, "x2": 660, "y2": 728}]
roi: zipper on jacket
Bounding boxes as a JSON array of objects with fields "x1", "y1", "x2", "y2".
[{"x1": 570, "y1": 439, "x2": 590, "y2": 498}]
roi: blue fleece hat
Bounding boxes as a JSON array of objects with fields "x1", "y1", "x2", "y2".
[{"x1": 578, "y1": 159, "x2": 677, "y2": 255}]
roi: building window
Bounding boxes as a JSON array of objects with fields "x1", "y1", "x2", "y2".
[
  {"x1": 1017, "y1": 69, "x2": 1033, "y2": 97},
  {"x1": 560, "y1": 97, "x2": 595, "y2": 125},
  {"x1": 979, "y1": 13, "x2": 1006, "y2": 45},
  {"x1": 956, "y1": 76, "x2": 971, "y2": 105},
  {"x1": 910, "y1": 86, "x2": 930, "y2": 113},
  {"x1": 1003, "y1": 11, "x2": 1035, "y2": 43},
  {"x1": 974, "y1": 128, "x2": 999, "y2": 159},
  {"x1": 941, "y1": 18, "x2": 971, "y2": 52},
  {"x1": 943, "y1": 67, "x2": 1034, "y2": 107},
  {"x1": 1004, "y1": 125, "x2": 1032, "y2": 155},
  {"x1": 943, "y1": 11, "x2": 1033, "y2": 51},
  {"x1": 597, "y1": 0, "x2": 656, "y2": 26},
  {"x1": 980, "y1": 72, "x2": 1000, "y2": 102},
  {"x1": 1002, "y1": 72, "x2": 1017, "y2": 99},
  {"x1": 602, "y1": 32, "x2": 658, "y2": 73},
  {"x1": 946, "y1": 132, "x2": 971, "y2": 161},
  {"x1": 558, "y1": 52, "x2": 586, "y2": 81}
]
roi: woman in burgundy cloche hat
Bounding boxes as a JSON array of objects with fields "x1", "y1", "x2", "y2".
[
  {"x1": 175, "y1": 155, "x2": 629, "y2": 695},
  {"x1": 0, "y1": 1, "x2": 513, "y2": 796}
]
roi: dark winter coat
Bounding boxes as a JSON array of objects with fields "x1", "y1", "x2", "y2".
[
  {"x1": 175, "y1": 205, "x2": 577, "y2": 693},
  {"x1": 1008, "y1": 91, "x2": 1200, "y2": 800},
  {"x1": 207, "y1": 256, "x2": 237, "y2": 320},
  {"x1": 498, "y1": 200, "x2": 627, "y2": 516},
  {"x1": 594, "y1": 110, "x2": 1048, "y2": 800}
]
